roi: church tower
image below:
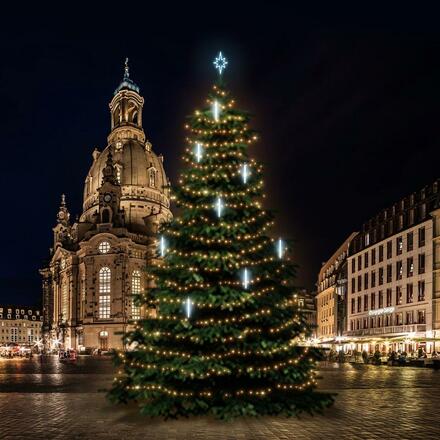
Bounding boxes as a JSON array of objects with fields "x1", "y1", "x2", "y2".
[{"x1": 40, "y1": 61, "x2": 172, "y2": 351}]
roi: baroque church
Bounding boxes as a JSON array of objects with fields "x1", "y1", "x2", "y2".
[{"x1": 40, "y1": 62, "x2": 172, "y2": 350}]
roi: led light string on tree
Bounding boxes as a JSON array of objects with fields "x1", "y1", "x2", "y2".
[
  {"x1": 155, "y1": 285, "x2": 276, "y2": 307},
  {"x1": 154, "y1": 291, "x2": 297, "y2": 317},
  {"x1": 186, "y1": 126, "x2": 252, "y2": 136},
  {"x1": 180, "y1": 180, "x2": 264, "y2": 198},
  {"x1": 181, "y1": 159, "x2": 260, "y2": 173},
  {"x1": 167, "y1": 229, "x2": 274, "y2": 245},
  {"x1": 127, "y1": 338, "x2": 298, "y2": 360},
  {"x1": 193, "y1": 110, "x2": 247, "y2": 124},
  {"x1": 160, "y1": 265, "x2": 288, "y2": 291},
  {"x1": 174, "y1": 198, "x2": 263, "y2": 211},
  {"x1": 180, "y1": 167, "x2": 262, "y2": 185},
  {"x1": 184, "y1": 135, "x2": 258, "y2": 149},
  {"x1": 122, "y1": 377, "x2": 317, "y2": 399},
  {"x1": 156, "y1": 299, "x2": 296, "y2": 326},
  {"x1": 153, "y1": 263, "x2": 288, "y2": 284},
  {"x1": 138, "y1": 317, "x2": 301, "y2": 345},
  {"x1": 174, "y1": 211, "x2": 267, "y2": 227},
  {"x1": 120, "y1": 351, "x2": 312, "y2": 380},
  {"x1": 165, "y1": 238, "x2": 272, "y2": 256},
  {"x1": 144, "y1": 297, "x2": 301, "y2": 320},
  {"x1": 164, "y1": 254, "x2": 279, "y2": 271}
]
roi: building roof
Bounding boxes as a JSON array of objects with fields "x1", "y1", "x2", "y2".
[
  {"x1": 350, "y1": 178, "x2": 440, "y2": 255},
  {"x1": 0, "y1": 305, "x2": 42, "y2": 321},
  {"x1": 114, "y1": 58, "x2": 140, "y2": 95},
  {"x1": 319, "y1": 232, "x2": 358, "y2": 282}
]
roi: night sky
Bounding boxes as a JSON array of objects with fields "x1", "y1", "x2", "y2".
[{"x1": 1, "y1": 4, "x2": 440, "y2": 305}]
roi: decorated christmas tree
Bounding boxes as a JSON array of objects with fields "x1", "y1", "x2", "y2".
[{"x1": 109, "y1": 52, "x2": 334, "y2": 419}]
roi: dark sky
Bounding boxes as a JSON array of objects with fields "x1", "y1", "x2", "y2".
[{"x1": 1, "y1": 3, "x2": 440, "y2": 305}]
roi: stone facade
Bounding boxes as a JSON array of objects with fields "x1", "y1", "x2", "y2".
[
  {"x1": 316, "y1": 233, "x2": 357, "y2": 343},
  {"x1": 346, "y1": 180, "x2": 440, "y2": 354},
  {"x1": 0, "y1": 306, "x2": 43, "y2": 345},
  {"x1": 40, "y1": 63, "x2": 171, "y2": 351}
]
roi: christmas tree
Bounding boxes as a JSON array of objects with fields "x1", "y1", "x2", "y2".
[{"x1": 109, "y1": 52, "x2": 334, "y2": 419}]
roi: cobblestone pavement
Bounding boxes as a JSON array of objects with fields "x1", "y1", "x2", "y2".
[{"x1": 0, "y1": 357, "x2": 439, "y2": 439}]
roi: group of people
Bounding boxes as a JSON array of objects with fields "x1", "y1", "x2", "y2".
[
  {"x1": 326, "y1": 346, "x2": 439, "y2": 364},
  {"x1": 58, "y1": 348, "x2": 77, "y2": 361}
]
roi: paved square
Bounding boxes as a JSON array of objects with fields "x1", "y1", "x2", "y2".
[{"x1": 0, "y1": 358, "x2": 439, "y2": 439}]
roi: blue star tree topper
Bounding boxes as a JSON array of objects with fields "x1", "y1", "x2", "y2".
[{"x1": 213, "y1": 51, "x2": 228, "y2": 75}]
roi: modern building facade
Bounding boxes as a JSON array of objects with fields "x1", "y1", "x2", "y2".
[
  {"x1": 346, "y1": 179, "x2": 440, "y2": 354},
  {"x1": 316, "y1": 233, "x2": 357, "y2": 344},
  {"x1": 40, "y1": 62, "x2": 171, "y2": 351},
  {"x1": 0, "y1": 306, "x2": 43, "y2": 346}
]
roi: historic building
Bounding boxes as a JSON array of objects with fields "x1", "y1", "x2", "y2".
[
  {"x1": 316, "y1": 233, "x2": 357, "y2": 344},
  {"x1": 40, "y1": 62, "x2": 172, "y2": 351},
  {"x1": 296, "y1": 289, "x2": 317, "y2": 337},
  {"x1": 346, "y1": 179, "x2": 440, "y2": 354},
  {"x1": 0, "y1": 306, "x2": 43, "y2": 346}
]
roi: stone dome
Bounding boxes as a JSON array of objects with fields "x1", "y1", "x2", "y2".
[
  {"x1": 81, "y1": 139, "x2": 171, "y2": 233},
  {"x1": 79, "y1": 64, "x2": 172, "y2": 234}
]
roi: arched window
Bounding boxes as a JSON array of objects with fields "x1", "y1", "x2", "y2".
[
  {"x1": 127, "y1": 100, "x2": 138, "y2": 124},
  {"x1": 149, "y1": 169, "x2": 156, "y2": 188},
  {"x1": 62, "y1": 282, "x2": 68, "y2": 322},
  {"x1": 113, "y1": 104, "x2": 121, "y2": 127},
  {"x1": 131, "y1": 270, "x2": 141, "y2": 320},
  {"x1": 99, "y1": 267, "x2": 111, "y2": 319},
  {"x1": 115, "y1": 164, "x2": 122, "y2": 184}
]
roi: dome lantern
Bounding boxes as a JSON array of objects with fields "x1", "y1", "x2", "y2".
[{"x1": 108, "y1": 58, "x2": 145, "y2": 144}]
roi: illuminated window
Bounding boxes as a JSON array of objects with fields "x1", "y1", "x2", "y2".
[
  {"x1": 131, "y1": 270, "x2": 141, "y2": 320},
  {"x1": 149, "y1": 169, "x2": 156, "y2": 188},
  {"x1": 98, "y1": 241, "x2": 111, "y2": 254},
  {"x1": 99, "y1": 267, "x2": 111, "y2": 319},
  {"x1": 115, "y1": 165, "x2": 122, "y2": 183},
  {"x1": 62, "y1": 283, "x2": 68, "y2": 322}
]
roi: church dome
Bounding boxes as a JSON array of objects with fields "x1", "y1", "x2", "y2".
[{"x1": 80, "y1": 62, "x2": 171, "y2": 234}]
